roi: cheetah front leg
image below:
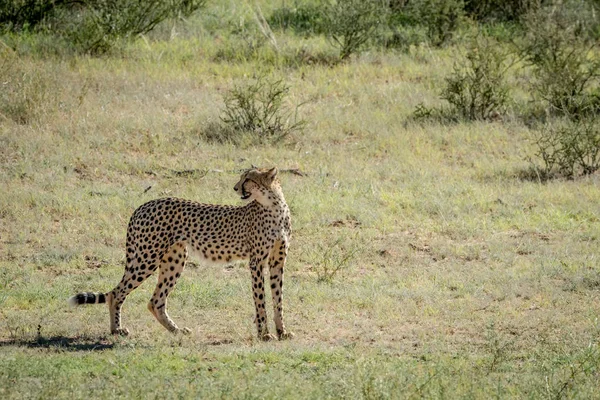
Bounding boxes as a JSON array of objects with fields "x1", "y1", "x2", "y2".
[
  {"x1": 250, "y1": 255, "x2": 275, "y2": 341},
  {"x1": 269, "y1": 240, "x2": 294, "y2": 340}
]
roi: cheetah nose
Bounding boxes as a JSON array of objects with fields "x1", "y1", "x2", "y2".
[{"x1": 234, "y1": 186, "x2": 238, "y2": 191}]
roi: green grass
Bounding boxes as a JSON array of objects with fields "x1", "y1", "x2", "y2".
[{"x1": 1, "y1": 3, "x2": 600, "y2": 399}]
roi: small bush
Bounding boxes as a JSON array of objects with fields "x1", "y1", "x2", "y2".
[
  {"x1": 382, "y1": 0, "x2": 429, "y2": 50},
  {"x1": 0, "y1": 0, "x2": 59, "y2": 31},
  {"x1": 1, "y1": 0, "x2": 206, "y2": 53},
  {"x1": 406, "y1": 0, "x2": 465, "y2": 47},
  {"x1": 520, "y1": 3, "x2": 600, "y2": 117},
  {"x1": 531, "y1": 118, "x2": 600, "y2": 178},
  {"x1": 464, "y1": 0, "x2": 541, "y2": 22},
  {"x1": 306, "y1": 234, "x2": 361, "y2": 284},
  {"x1": 217, "y1": 76, "x2": 305, "y2": 144},
  {"x1": 67, "y1": 0, "x2": 207, "y2": 53},
  {"x1": 323, "y1": 0, "x2": 388, "y2": 60},
  {"x1": 411, "y1": 103, "x2": 457, "y2": 124},
  {"x1": 380, "y1": 23, "x2": 428, "y2": 50},
  {"x1": 441, "y1": 37, "x2": 512, "y2": 120},
  {"x1": 268, "y1": 2, "x2": 326, "y2": 36},
  {"x1": 412, "y1": 37, "x2": 512, "y2": 122}
]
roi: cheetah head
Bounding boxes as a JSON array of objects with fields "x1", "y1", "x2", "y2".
[{"x1": 234, "y1": 167, "x2": 279, "y2": 205}]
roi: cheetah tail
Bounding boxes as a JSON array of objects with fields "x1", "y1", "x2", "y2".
[{"x1": 68, "y1": 292, "x2": 108, "y2": 307}]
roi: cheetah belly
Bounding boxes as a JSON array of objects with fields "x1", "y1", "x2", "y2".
[{"x1": 187, "y1": 243, "x2": 247, "y2": 266}]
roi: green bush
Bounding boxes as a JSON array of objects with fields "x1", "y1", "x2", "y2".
[
  {"x1": 407, "y1": 0, "x2": 465, "y2": 47},
  {"x1": 464, "y1": 0, "x2": 541, "y2": 22},
  {"x1": 520, "y1": 2, "x2": 600, "y2": 116},
  {"x1": 268, "y1": 1, "x2": 326, "y2": 36},
  {"x1": 1, "y1": 0, "x2": 206, "y2": 53},
  {"x1": 0, "y1": 0, "x2": 60, "y2": 31},
  {"x1": 441, "y1": 38, "x2": 511, "y2": 120},
  {"x1": 323, "y1": 0, "x2": 388, "y2": 60},
  {"x1": 217, "y1": 76, "x2": 305, "y2": 144},
  {"x1": 531, "y1": 118, "x2": 600, "y2": 178},
  {"x1": 68, "y1": 0, "x2": 206, "y2": 53},
  {"x1": 411, "y1": 103, "x2": 457, "y2": 124},
  {"x1": 380, "y1": 24, "x2": 428, "y2": 50}
]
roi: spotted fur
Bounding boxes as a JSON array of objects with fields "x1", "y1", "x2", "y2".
[{"x1": 69, "y1": 167, "x2": 294, "y2": 341}]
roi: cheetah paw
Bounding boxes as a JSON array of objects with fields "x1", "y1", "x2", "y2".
[
  {"x1": 112, "y1": 328, "x2": 130, "y2": 336},
  {"x1": 260, "y1": 333, "x2": 277, "y2": 342},
  {"x1": 279, "y1": 331, "x2": 295, "y2": 340}
]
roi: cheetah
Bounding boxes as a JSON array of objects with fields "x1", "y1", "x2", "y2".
[{"x1": 69, "y1": 167, "x2": 294, "y2": 341}]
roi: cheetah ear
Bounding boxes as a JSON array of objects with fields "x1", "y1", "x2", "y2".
[{"x1": 266, "y1": 167, "x2": 278, "y2": 182}]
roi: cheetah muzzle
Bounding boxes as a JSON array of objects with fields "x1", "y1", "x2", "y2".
[{"x1": 69, "y1": 167, "x2": 294, "y2": 341}]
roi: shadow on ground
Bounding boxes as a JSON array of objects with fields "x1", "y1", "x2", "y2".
[{"x1": 0, "y1": 335, "x2": 114, "y2": 351}]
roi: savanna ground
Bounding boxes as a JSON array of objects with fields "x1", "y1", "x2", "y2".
[{"x1": 1, "y1": 1, "x2": 600, "y2": 399}]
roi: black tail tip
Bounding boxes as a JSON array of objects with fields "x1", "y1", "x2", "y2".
[{"x1": 68, "y1": 292, "x2": 106, "y2": 306}]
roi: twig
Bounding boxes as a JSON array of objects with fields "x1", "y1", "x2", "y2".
[{"x1": 248, "y1": 1, "x2": 278, "y2": 52}]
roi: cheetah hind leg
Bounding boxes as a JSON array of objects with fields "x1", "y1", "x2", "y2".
[
  {"x1": 107, "y1": 291, "x2": 129, "y2": 336},
  {"x1": 147, "y1": 242, "x2": 191, "y2": 335},
  {"x1": 108, "y1": 253, "x2": 159, "y2": 336}
]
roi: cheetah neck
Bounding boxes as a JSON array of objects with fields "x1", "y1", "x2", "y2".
[{"x1": 254, "y1": 184, "x2": 288, "y2": 211}]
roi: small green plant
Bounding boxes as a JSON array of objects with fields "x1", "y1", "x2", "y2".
[
  {"x1": 324, "y1": 0, "x2": 388, "y2": 60},
  {"x1": 441, "y1": 37, "x2": 512, "y2": 120},
  {"x1": 542, "y1": 338, "x2": 600, "y2": 399},
  {"x1": 484, "y1": 322, "x2": 514, "y2": 372},
  {"x1": 218, "y1": 75, "x2": 305, "y2": 144},
  {"x1": 411, "y1": 103, "x2": 456, "y2": 123},
  {"x1": 520, "y1": 3, "x2": 600, "y2": 117},
  {"x1": 307, "y1": 234, "x2": 361, "y2": 283},
  {"x1": 530, "y1": 118, "x2": 600, "y2": 179}
]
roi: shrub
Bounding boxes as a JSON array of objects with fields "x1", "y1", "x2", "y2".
[
  {"x1": 323, "y1": 0, "x2": 388, "y2": 60},
  {"x1": 268, "y1": 2, "x2": 326, "y2": 36},
  {"x1": 0, "y1": 0, "x2": 60, "y2": 31},
  {"x1": 440, "y1": 37, "x2": 512, "y2": 120},
  {"x1": 520, "y1": 3, "x2": 600, "y2": 117},
  {"x1": 380, "y1": 9, "x2": 429, "y2": 50},
  {"x1": 411, "y1": 103, "x2": 457, "y2": 124},
  {"x1": 1, "y1": 0, "x2": 206, "y2": 53},
  {"x1": 531, "y1": 118, "x2": 600, "y2": 178},
  {"x1": 407, "y1": 0, "x2": 465, "y2": 47},
  {"x1": 464, "y1": 0, "x2": 541, "y2": 22},
  {"x1": 67, "y1": 0, "x2": 207, "y2": 53},
  {"x1": 217, "y1": 76, "x2": 305, "y2": 144},
  {"x1": 306, "y1": 234, "x2": 361, "y2": 283}
]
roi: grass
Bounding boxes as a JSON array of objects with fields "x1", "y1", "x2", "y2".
[{"x1": 1, "y1": 3, "x2": 600, "y2": 399}]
